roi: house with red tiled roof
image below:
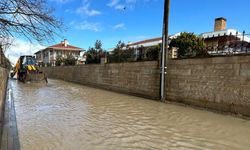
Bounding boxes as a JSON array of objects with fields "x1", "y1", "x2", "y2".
[
  {"x1": 35, "y1": 39, "x2": 84, "y2": 66},
  {"x1": 127, "y1": 37, "x2": 162, "y2": 48},
  {"x1": 125, "y1": 37, "x2": 162, "y2": 60},
  {"x1": 126, "y1": 33, "x2": 181, "y2": 49},
  {"x1": 120, "y1": 33, "x2": 180, "y2": 60}
]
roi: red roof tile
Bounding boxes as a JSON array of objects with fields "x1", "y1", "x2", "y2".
[{"x1": 48, "y1": 43, "x2": 82, "y2": 51}]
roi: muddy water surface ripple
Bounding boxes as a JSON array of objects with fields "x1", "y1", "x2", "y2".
[{"x1": 11, "y1": 79, "x2": 250, "y2": 150}]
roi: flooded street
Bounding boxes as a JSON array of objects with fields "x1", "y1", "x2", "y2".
[{"x1": 11, "y1": 79, "x2": 250, "y2": 150}]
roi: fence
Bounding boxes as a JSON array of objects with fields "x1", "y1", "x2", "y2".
[
  {"x1": 203, "y1": 33, "x2": 250, "y2": 56},
  {"x1": 170, "y1": 32, "x2": 250, "y2": 59},
  {"x1": 107, "y1": 46, "x2": 160, "y2": 63}
]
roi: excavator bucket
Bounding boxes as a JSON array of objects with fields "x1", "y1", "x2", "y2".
[
  {"x1": 12, "y1": 55, "x2": 48, "y2": 83},
  {"x1": 25, "y1": 71, "x2": 48, "y2": 83}
]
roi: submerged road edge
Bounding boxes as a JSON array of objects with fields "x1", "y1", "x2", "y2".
[{"x1": 1, "y1": 81, "x2": 20, "y2": 150}]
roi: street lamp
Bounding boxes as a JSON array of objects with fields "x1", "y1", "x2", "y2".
[{"x1": 160, "y1": 0, "x2": 170, "y2": 101}]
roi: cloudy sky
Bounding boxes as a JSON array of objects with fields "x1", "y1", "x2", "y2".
[{"x1": 4, "y1": 0, "x2": 250, "y2": 63}]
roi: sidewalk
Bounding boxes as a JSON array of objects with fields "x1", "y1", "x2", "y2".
[{"x1": 1, "y1": 81, "x2": 20, "y2": 150}]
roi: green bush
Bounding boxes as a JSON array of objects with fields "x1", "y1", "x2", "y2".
[
  {"x1": 64, "y1": 54, "x2": 76, "y2": 66},
  {"x1": 169, "y1": 32, "x2": 207, "y2": 58},
  {"x1": 145, "y1": 45, "x2": 160, "y2": 60},
  {"x1": 55, "y1": 55, "x2": 63, "y2": 66},
  {"x1": 55, "y1": 55, "x2": 76, "y2": 66}
]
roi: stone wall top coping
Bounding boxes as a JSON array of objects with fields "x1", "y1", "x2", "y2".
[{"x1": 168, "y1": 55, "x2": 250, "y2": 65}]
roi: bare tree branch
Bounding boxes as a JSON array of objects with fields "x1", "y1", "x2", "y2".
[{"x1": 0, "y1": 0, "x2": 63, "y2": 45}]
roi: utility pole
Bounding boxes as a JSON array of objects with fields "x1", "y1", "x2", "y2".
[{"x1": 160, "y1": 0, "x2": 170, "y2": 101}]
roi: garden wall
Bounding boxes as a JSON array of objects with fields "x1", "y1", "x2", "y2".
[
  {"x1": 41, "y1": 55, "x2": 250, "y2": 117},
  {"x1": 166, "y1": 55, "x2": 250, "y2": 116},
  {"x1": 41, "y1": 61, "x2": 160, "y2": 99},
  {"x1": 0, "y1": 67, "x2": 8, "y2": 118}
]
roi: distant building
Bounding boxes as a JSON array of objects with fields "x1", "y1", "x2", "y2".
[
  {"x1": 127, "y1": 37, "x2": 162, "y2": 49},
  {"x1": 78, "y1": 51, "x2": 87, "y2": 65},
  {"x1": 109, "y1": 33, "x2": 180, "y2": 60},
  {"x1": 127, "y1": 33, "x2": 181, "y2": 49},
  {"x1": 126, "y1": 37, "x2": 162, "y2": 60},
  {"x1": 35, "y1": 39, "x2": 83, "y2": 66},
  {"x1": 108, "y1": 17, "x2": 249, "y2": 59},
  {"x1": 200, "y1": 17, "x2": 250, "y2": 55}
]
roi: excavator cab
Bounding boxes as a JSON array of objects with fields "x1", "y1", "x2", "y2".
[{"x1": 12, "y1": 55, "x2": 47, "y2": 83}]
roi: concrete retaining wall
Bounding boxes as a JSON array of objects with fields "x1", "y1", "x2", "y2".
[
  {"x1": 41, "y1": 55, "x2": 250, "y2": 117},
  {"x1": 41, "y1": 61, "x2": 160, "y2": 99},
  {"x1": 166, "y1": 55, "x2": 250, "y2": 116},
  {"x1": 0, "y1": 67, "x2": 8, "y2": 118}
]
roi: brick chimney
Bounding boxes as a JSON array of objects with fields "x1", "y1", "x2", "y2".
[
  {"x1": 61, "y1": 39, "x2": 69, "y2": 47},
  {"x1": 214, "y1": 17, "x2": 227, "y2": 31},
  {"x1": 63, "y1": 39, "x2": 69, "y2": 47}
]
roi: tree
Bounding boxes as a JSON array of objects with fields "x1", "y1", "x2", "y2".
[
  {"x1": 137, "y1": 46, "x2": 145, "y2": 61},
  {"x1": 0, "y1": 0, "x2": 62, "y2": 44},
  {"x1": 0, "y1": 45, "x2": 11, "y2": 68},
  {"x1": 86, "y1": 47, "x2": 98, "y2": 64},
  {"x1": 86, "y1": 40, "x2": 106, "y2": 64},
  {"x1": 95, "y1": 40, "x2": 102, "y2": 50},
  {"x1": 145, "y1": 45, "x2": 160, "y2": 60},
  {"x1": 55, "y1": 55, "x2": 63, "y2": 66},
  {"x1": 169, "y1": 32, "x2": 207, "y2": 58},
  {"x1": 0, "y1": 37, "x2": 12, "y2": 68},
  {"x1": 113, "y1": 41, "x2": 125, "y2": 62},
  {"x1": 64, "y1": 54, "x2": 76, "y2": 66},
  {"x1": 94, "y1": 40, "x2": 104, "y2": 58},
  {"x1": 0, "y1": 37, "x2": 13, "y2": 53}
]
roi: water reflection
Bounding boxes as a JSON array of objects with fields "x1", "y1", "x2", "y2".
[{"x1": 12, "y1": 79, "x2": 250, "y2": 150}]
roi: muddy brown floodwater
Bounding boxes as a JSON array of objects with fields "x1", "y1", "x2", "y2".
[{"x1": 11, "y1": 79, "x2": 250, "y2": 150}]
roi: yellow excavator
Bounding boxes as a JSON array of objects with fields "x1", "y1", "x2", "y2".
[{"x1": 11, "y1": 55, "x2": 47, "y2": 83}]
